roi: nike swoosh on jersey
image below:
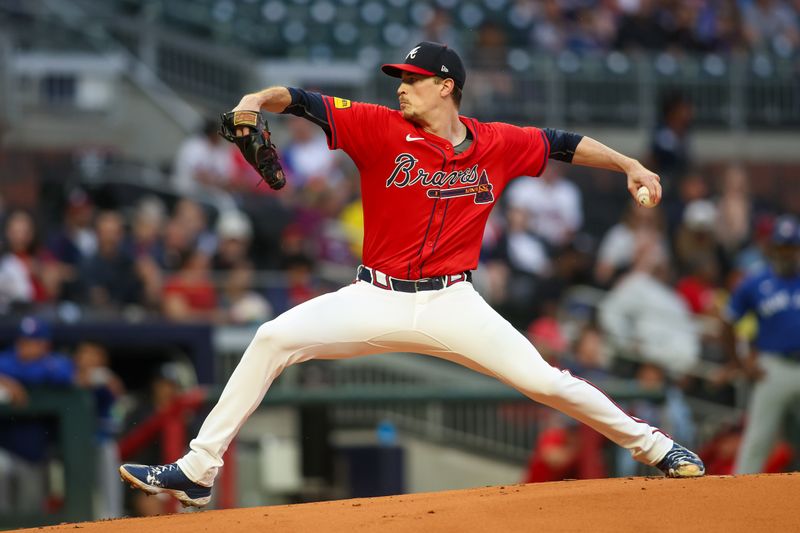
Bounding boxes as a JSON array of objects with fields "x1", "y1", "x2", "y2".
[{"x1": 406, "y1": 134, "x2": 425, "y2": 142}]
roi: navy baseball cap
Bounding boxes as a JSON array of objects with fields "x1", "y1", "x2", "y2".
[
  {"x1": 18, "y1": 316, "x2": 52, "y2": 340},
  {"x1": 382, "y1": 41, "x2": 466, "y2": 90},
  {"x1": 771, "y1": 215, "x2": 800, "y2": 245}
]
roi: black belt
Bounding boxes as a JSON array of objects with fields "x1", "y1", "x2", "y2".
[{"x1": 357, "y1": 265, "x2": 472, "y2": 293}]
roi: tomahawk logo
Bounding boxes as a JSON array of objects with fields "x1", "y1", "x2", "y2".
[
  {"x1": 386, "y1": 153, "x2": 495, "y2": 204},
  {"x1": 406, "y1": 46, "x2": 421, "y2": 60},
  {"x1": 426, "y1": 175, "x2": 494, "y2": 204}
]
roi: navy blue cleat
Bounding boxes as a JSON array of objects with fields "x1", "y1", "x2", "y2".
[
  {"x1": 655, "y1": 443, "x2": 706, "y2": 478},
  {"x1": 119, "y1": 463, "x2": 212, "y2": 508}
]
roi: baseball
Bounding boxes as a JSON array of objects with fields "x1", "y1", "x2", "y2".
[{"x1": 636, "y1": 186, "x2": 655, "y2": 208}]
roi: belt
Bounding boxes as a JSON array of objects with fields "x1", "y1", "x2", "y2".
[{"x1": 356, "y1": 265, "x2": 472, "y2": 293}]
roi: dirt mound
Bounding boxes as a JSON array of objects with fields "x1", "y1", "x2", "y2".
[{"x1": 23, "y1": 473, "x2": 797, "y2": 533}]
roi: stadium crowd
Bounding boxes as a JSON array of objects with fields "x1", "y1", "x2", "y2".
[
  {"x1": 2, "y1": 100, "x2": 798, "y2": 369},
  {"x1": 2, "y1": 91, "x2": 798, "y2": 460},
  {"x1": 421, "y1": 0, "x2": 800, "y2": 59},
  {"x1": 114, "y1": 0, "x2": 800, "y2": 60}
]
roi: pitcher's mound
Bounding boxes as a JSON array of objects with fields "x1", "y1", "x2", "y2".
[{"x1": 30, "y1": 473, "x2": 798, "y2": 533}]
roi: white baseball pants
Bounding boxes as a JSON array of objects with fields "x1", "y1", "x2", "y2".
[{"x1": 178, "y1": 279, "x2": 673, "y2": 486}]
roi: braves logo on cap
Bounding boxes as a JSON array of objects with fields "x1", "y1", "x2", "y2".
[{"x1": 406, "y1": 46, "x2": 421, "y2": 59}]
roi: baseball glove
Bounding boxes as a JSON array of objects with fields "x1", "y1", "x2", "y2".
[{"x1": 219, "y1": 110, "x2": 286, "y2": 190}]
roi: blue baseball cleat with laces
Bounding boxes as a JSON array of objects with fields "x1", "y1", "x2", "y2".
[
  {"x1": 655, "y1": 442, "x2": 706, "y2": 478},
  {"x1": 119, "y1": 463, "x2": 212, "y2": 508}
]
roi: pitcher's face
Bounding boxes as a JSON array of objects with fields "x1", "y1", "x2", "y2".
[{"x1": 397, "y1": 72, "x2": 443, "y2": 122}]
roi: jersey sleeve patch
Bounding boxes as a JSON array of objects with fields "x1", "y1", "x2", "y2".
[{"x1": 333, "y1": 97, "x2": 351, "y2": 109}]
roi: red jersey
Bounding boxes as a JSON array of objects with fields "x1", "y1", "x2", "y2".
[{"x1": 321, "y1": 96, "x2": 550, "y2": 279}]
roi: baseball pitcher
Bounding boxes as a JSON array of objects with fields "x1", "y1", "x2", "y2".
[{"x1": 120, "y1": 42, "x2": 704, "y2": 507}]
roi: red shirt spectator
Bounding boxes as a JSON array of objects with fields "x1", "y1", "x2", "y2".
[{"x1": 162, "y1": 251, "x2": 218, "y2": 322}]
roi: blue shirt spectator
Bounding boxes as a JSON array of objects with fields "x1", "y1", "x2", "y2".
[{"x1": 0, "y1": 317, "x2": 74, "y2": 462}]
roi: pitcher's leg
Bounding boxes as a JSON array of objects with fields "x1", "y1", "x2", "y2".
[
  {"x1": 531, "y1": 366, "x2": 673, "y2": 464},
  {"x1": 176, "y1": 320, "x2": 297, "y2": 486},
  {"x1": 421, "y1": 284, "x2": 673, "y2": 465},
  {"x1": 178, "y1": 283, "x2": 412, "y2": 486}
]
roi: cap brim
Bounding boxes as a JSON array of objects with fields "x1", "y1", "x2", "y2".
[{"x1": 381, "y1": 63, "x2": 436, "y2": 79}]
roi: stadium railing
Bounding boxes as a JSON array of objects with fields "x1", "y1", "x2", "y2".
[{"x1": 0, "y1": 388, "x2": 94, "y2": 529}]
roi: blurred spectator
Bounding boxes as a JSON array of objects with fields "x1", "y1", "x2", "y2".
[
  {"x1": 266, "y1": 253, "x2": 320, "y2": 315},
  {"x1": 162, "y1": 218, "x2": 194, "y2": 273},
  {"x1": 172, "y1": 118, "x2": 236, "y2": 212},
  {"x1": 714, "y1": 165, "x2": 752, "y2": 257},
  {"x1": 614, "y1": 0, "x2": 668, "y2": 52},
  {"x1": 282, "y1": 115, "x2": 343, "y2": 190},
  {"x1": 488, "y1": 206, "x2": 552, "y2": 326},
  {"x1": 699, "y1": 422, "x2": 744, "y2": 475},
  {"x1": 0, "y1": 373, "x2": 27, "y2": 406},
  {"x1": 44, "y1": 189, "x2": 97, "y2": 300},
  {"x1": 213, "y1": 210, "x2": 254, "y2": 271},
  {"x1": 338, "y1": 198, "x2": 364, "y2": 261},
  {"x1": 472, "y1": 21, "x2": 510, "y2": 70},
  {"x1": 530, "y1": 0, "x2": 567, "y2": 53},
  {"x1": 279, "y1": 223, "x2": 317, "y2": 262},
  {"x1": 526, "y1": 314, "x2": 568, "y2": 366},
  {"x1": 674, "y1": 199, "x2": 729, "y2": 279},
  {"x1": 0, "y1": 317, "x2": 74, "y2": 513},
  {"x1": 162, "y1": 250, "x2": 218, "y2": 323},
  {"x1": 131, "y1": 197, "x2": 167, "y2": 309},
  {"x1": 131, "y1": 196, "x2": 167, "y2": 265},
  {"x1": 664, "y1": 172, "x2": 710, "y2": 236},
  {"x1": 0, "y1": 235, "x2": 33, "y2": 313},
  {"x1": 712, "y1": 1, "x2": 746, "y2": 53},
  {"x1": 3, "y1": 209, "x2": 51, "y2": 302},
  {"x1": 661, "y1": 3, "x2": 704, "y2": 52},
  {"x1": 699, "y1": 421, "x2": 796, "y2": 475},
  {"x1": 220, "y1": 264, "x2": 272, "y2": 325},
  {"x1": 599, "y1": 236, "x2": 700, "y2": 374},
  {"x1": 465, "y1": 21, "x2": 514, "y2": 119},
  {"x1": 408, "y1": 8, "x2": 462, "y2": 53},
  {"x1": 734, "y1": 214, "x2": 775, "y2": 276},
  {"x1": 45, "y1": 189, "x2": 97, "y2": 264},
  {"x1": 649, "y1": 92, "x2": 694, "y2": 187},
  {"x1": 172, "y1": 199, "x2": 216, "y2": 256},
  {"x1": 506, "y1": 166, "x2": 583, "y2": 249},
  {"x1": 550, "y1": 237, "x2": 596, "y2": 292},
  {"x1": 78, "y1": 211, "x2": 143, "y2": 312},
  {"x1": 566, "y1": 7, "x2": 611, "y2": 54},
  {"x1": 523, "y1": 416, "x2": 580, "y2": 482},
  {"x1": 741, "y1": 0, "x2": 799, "y2": 56},
  {"x1": 523, "y1": 412, "x2": 609, "y2": 482},
  {"x1": 317, "y1": 214, "x2": 360, "y2": 267},
  {"x1": 496, "y1": 207, "x2": 552, "y2": 278},
  {"x1": 676, "y1": 255, "x2": 721, "y2": 316},
  {"x1": 73, "y1": 342, "x2": 124, "y2": 518},
  {"x1": 564, "y1": 325, "x2": 611, "y2": 383},
  {"x1": 594, "y1": 203, "x2": 667, "y2": 287}
]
